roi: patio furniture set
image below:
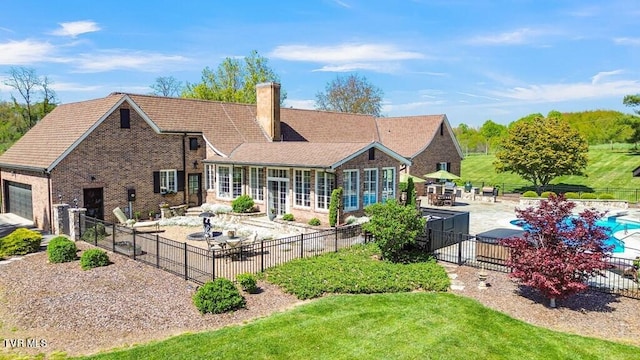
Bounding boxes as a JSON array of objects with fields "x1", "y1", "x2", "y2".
[{"x1": 202, "y1": 216, "x2": 258, "y2": 260}]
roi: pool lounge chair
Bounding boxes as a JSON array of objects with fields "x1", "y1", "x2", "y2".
[{"x1": 113, "y1": 207, "x2": 160, "y2": 230}]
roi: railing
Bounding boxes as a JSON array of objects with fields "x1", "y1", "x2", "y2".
[
  {"x1": 426, "y1": 228, "x2": 640, "y2": 299},
  {"x1": 78, "y1": 215, "x2": 367, "y2": 284},
  {"x1": 469, "y1": 182, "x2": 640, "y2": 203}
]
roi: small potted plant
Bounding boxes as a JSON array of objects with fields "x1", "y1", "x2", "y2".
[
  {"x1": 268, "y1": 208, "x2": 276, "y2": 221},
  {"x1": 133, "y1": 211, "x2": 141, "y2": 221},
  {"x1": 148, "y1": 210, "x2": 155, "y2": 220}
]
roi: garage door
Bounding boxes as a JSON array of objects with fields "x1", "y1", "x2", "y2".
[{"x1": 5, "y1": 181, "x2": 33, "y2": 220}]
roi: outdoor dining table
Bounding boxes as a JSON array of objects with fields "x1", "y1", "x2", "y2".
[{"x1": 210, "y1": 235, "x2": 246, "y2": 260}]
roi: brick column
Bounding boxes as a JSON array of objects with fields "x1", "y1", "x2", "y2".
[
  {"x1": 68, "y1": 208, "x2": 87, "y2": 241},
  {"x1": 52, "y1": 203, "x2": 70, "y2": 235}
]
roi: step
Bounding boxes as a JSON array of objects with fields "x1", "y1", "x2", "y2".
[{"x1": 240, "y1": 218, "x2": 278, "y2": 229}]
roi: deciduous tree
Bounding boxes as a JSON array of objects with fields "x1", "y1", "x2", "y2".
[
  {"x1": 4, "y1": 67, "x2": 41, "y2": 128},
  {"x1": 494, "y1": 114, "x2": 588, "y2": 193},
  {"x1": 315, "y1": 73, "x2": 383, "y2": 116},
  {"x1": 500, "y1": 195, "x2": 612, "y2": 308},
  {"x1": 363, "y1": 200, "x2": 425, "y2": 262},
  {"x1": 182, "y1": 50, "x2": 286, "y2": 104},
  {"x1": 150, "y1": 76, "x2": 183, "y2": 97}
]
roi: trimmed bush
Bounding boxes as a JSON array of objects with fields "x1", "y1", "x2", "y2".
[
  {"x1": 564, "y1": 192, "x2": 580, "y2": 199},
  {"x1": 580, "y1": 192, "x2": 597, "y2": 199},
  {"x1": 80, "y1": 249, "x2": 110, "y2": 270},
  {"x1": 193, "y1": 278, "x2": 246, "y2": 314},
  {"x1": 237, "y1": 273, "x2": 259, "y2": 294},
  {"x1": 598, "y1": 193, "x2": 615, "y2": 200},
  {"x1": 329, "y1": 187, "x2": 343, "y2": 227},
  {"x1": 522, "y1": 191, "x2": 538, "y2": 198},
  {"x1": 81, "y1": 223, "x2": 107, "y2": 242},
  {"x1": 282, "y1": 213, "x2": 295, "y2": 221},
  {"x1": 231, "y1": 195, "x2": 255, "y2": 213},
  {"x1": 540, "y1": 191, "x2": 556, "y2": 199},
  {"x1": 47, "y1": 236, "x2": 78, "y2": 263},
  {"x1": 399, "y1": 181, "x2": 408, "y2": 192},
  {"x1": 0, "y1": 228, "x2": 42, "y2": 257},
  {"x1": 308, "y1": 218, "x2": 321, "y2": 226}
]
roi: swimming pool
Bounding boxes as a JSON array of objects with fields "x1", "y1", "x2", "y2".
[{"x1": 509, "y1": 216, "x2": 639, "y2": 253}]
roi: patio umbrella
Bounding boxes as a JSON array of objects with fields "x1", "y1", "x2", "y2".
[
  {"x1": 199, "y1": 211, "x2": 215, "y2": 218},
  {"x1": 399, "y1": 173, "x2": 426, "y2": 183},
  {"x1": 423, "y1": 170, "x2": 460, "y2": 181}
]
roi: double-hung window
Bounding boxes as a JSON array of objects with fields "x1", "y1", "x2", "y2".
[
  {"x1": 294, "y1": 170, "x2": 311, "y2": 207},
  {"x1": 343, "y1": 170, "x2": 359, "y2": 211},
  {"x1": 217, "y1": 166, "x2": 231, "y2": 198},
  {"x1": 315, "y1": 171, "x2": 335, "y2": 210},
  {"x1": 363, "y1": 169, "x2": 378, "y2": 207},
  {"x1": 232, "y1": 167, "x2": 243, "y2": 198},
  {"x1": 160, "y1": 169, "x2": 177, "y2": 193},
  {"x1": 249, "y1": 167, "x2": 264, "y2": 202},
  {"x1": 205, "y1": 164, "x2": 215, "y2": 190},
  {"x1": 381, "y1": 167, "x2": 396, "y2": 202}
]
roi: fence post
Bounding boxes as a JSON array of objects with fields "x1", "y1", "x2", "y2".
[
  {"x1": 334, "y1": 228, "x2": 338, "y2": 251},
  {"x1": 156, "y1": 233, "x2": 160, "y2": 268},
  {"x1": 300, "y1": 233, "x2": 304, "y2": 258},
  {"x1": 184, "y1": 242, "x2": 188, "y2": 281},
  {"x1": 132, "y1": 231, "x2": 137, "y2": 260},
  {"x1": 112, "y1": 224, "x2": 116, "y2": 253},
  {"x1": 427, "y1": 228, "x2": 432, "y2": 253},
  {"x1": 212, "y1": 246, "x2": 216, "y2": 281},
  {"x1": 93, "y1": 220, "x2": 98, "y2": 246},
  {"x1": 457, "y1": 233, "x2": 463, "y2": 265},
  {"x1": 260, "y1": 241, "x2": 265, "y2": 273}
]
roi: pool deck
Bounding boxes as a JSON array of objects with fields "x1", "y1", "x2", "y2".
[{"x1": 421, "y1": 197, "x2": 640, "y2": 260}]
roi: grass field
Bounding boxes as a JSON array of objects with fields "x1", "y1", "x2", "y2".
[
  {"x1": 77, "y1": 293, "x2": 639, "y2": 360},
  {"x1": 461, "y1": 145, "x2": 640, "y2": 200}
]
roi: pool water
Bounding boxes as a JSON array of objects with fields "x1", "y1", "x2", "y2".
[{"x1": 509, "y1": 216, "x2": 638, "y2": 253}]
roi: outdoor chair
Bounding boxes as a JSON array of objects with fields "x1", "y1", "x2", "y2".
[
  {"x1": 113, "y1": 207, "x2": 160, "y2": 230},
  {"x1": 241, "y1": 232, "x2": 259, "y2": 256}
]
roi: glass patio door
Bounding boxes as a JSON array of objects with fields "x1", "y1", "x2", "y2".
[{"x1": 268, "y1": 180, "x2": 288, "y2": 215}]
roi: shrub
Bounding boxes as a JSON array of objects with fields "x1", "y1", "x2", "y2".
[
  {"x1": 329, "y1": 187, "x2": 343, "y2": 227},
  {"x1": 308, "y1": 218, "x2": 321, "y2": 226},
  {"x1": 237, "y1": 273, "x2": 259, "y2": 293},
  {"x1": 522, "y1": 191, "x2": 538, "y2": 198},
  {"x1": 363, "y1": 200, "x2": 426, "y2": 262},
  {"x1": 193, "y1": 278, "x2": 246, "y2": 314},
  {"x1": 540, "y1": 191, "x2": 556, "y2": 199},
  {"x1": 47, "y1": 236, "x2": 78, "y2": 263},
  {"x1": 231, "y1": 195, "x2": 254, "y2": 213},
  {"x1": 282, "y1": 213, "x2": 295, "y2": 221},
  {"x1": 80, "y1": 249, "x2": 110, "y2": 270},
  {"x1": 0, "y1": 228, "x2": 42, "y2": 257},
  {"x1": 598, "y1": 193, "x2": 615, "y2": 200},
  {"x1": 81, "y1": 223, "x2": 107, "y2": 242},
  {"x1": 564, "y1": 192, "x2": 580, "y2": 199},
  {"x1": 405, "y1": 177, "x2": 416, "y2": 207},
  {"x1": 580, "y1": 192, "x2": 597, "y2": 199},
  {"x1": 399, "y1": 182, "x2": 408, "y2": 192}
]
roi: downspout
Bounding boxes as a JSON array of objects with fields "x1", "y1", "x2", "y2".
[
  {"x1": 182, "y1": 133, "x2": 187, "y2": 205},
  {"x1": 46, "y1": 170, "x2": 52, "y2": 234}
]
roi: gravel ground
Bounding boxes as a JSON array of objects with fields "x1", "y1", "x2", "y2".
[{"x1": 1, "y1": 232, "x2": 639, "y2": 357}]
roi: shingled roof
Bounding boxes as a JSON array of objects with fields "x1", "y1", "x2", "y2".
[{"x1": 376, "y1": 115, "x2": 446, "y2": 158}]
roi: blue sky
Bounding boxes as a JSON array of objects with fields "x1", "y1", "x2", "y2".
[{"x1": 1, "y1": 0, "x2": 640, "y2": 127}]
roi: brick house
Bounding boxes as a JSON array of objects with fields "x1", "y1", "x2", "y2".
[{"x1": 0, "y1": 82, "x2": 462, "y2": 231}]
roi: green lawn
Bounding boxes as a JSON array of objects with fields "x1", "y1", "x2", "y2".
[
  {"x1": 461, "y1": 146, "x2": 640, "y2": 197},
  {"x1": 77, "y1": 292, "x2": 639, "y2": 360}
]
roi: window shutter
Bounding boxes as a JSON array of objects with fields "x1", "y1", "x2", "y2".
[
  {"x1": 153, "y1": 171, "x2": 160, "y2": 193},
  {"x1": 177, "y1": 170, "x2": 185, "y2": 191},
  {"x1": 436, "y1": 163, "x2": 440, "y2": 171},
  {"x1": 447, "y1": 162, "x2": 451, "y2": 171}
]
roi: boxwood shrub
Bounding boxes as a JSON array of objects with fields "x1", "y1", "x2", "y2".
[
  {"x1": 231, "y1": 195, "x2": 254, "y2": 213},
  {"x1": 80, "y1": 248, "x2": 110, "y2": 270},
  {"x1": 47, "y1": 236, "x2": 78, "y2": 263},
  {"x1": 237, "y1": 273, "x2": 259, "y2": 294},
  {"x1": 540, "y1": 191, "x2": 556, "y2": 199},
  {"x1": 598, "y1": 193, "x2": 615, "y2": 200},
  {"x1": 308, "y1": 218, "x2": 321, "y2": 226},
  {"x1": 282, "y1": 213, "x2": 295, "y2": 221},
  {"x1": 564, "y1": 192, "x2": 580, "y2": 199},
  {"x1": 522, "y1": 191, "x2": 538, "y2": 198},
  {"x1": 81, "y1": 223, "x2": 108, "y2": 242},
  {"x1": 0, "y1": 228, "x2": 42, "y2": 257},
  {"x1": 193, "y1": 278, "x2": 246, "y2": 314},
  {"x1": 580, "y1": 192, "x2": 598, "y2": 199}
]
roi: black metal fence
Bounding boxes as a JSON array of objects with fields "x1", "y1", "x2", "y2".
[
  {"x1": 472, "y1": 182, "x2": 640, "y2": 204},
  {"x1": 78, "y1": 215, "x2": 366, "y2": 284},
  {"x1": 425, "y1": 228, "x2": 640, "y2": 299}
]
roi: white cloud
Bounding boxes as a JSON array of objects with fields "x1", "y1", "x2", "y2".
[
  {"x1": 457, "y1": 92, "x2": 501, "y2": 101},
  {"x1": 0, "y1": 40, "x2": 55, "y2": 65},
  {"x1": 51, "y1": 81, "x2": 104, "y2": 92},
  {"x1": 331, "y1": 0, "x2": 351, "y2": 8},
  {"x1": 468, "y1": 28, "x2": 545, "y2": 45},
  {"x1": 51, "y1": 21, "x2": 101, "y2": 37},
  {"x1": 614, "y1": 37, "x2": 640, "y2": 46},
  {"x1": 72, "y1": 51, "x2": 188, "y2": 73},
  {"x1": 591, "y1": 70, "x2": 623, "y2": 84},
  {"x1": 383, "y1": 100, "x2": 446, "y2": 114},
  {"x1": 312, "y1": 62, "x2": 401, "y2": 73},
  {"x1": 487, "y1": 78, "x2": 640, "y2": 103},
  {"x1": 270, "y1": 43, "x2": 424, "y2": 63},
  {"x1": 283, "y1": 99, "x2": 315, "y2": 110}
]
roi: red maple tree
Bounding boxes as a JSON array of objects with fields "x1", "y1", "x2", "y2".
[{"x1": 500, "y1": 194, "x2": 613, "y2": 307}]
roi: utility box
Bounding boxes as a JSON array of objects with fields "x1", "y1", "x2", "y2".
[{"x1": 127, "y1": 188, "x2": 136, "y2": 202}]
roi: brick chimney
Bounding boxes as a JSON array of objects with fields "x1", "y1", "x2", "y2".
[{"x1": 256, "y1": 82, "x2": 281, "y2": 141}]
